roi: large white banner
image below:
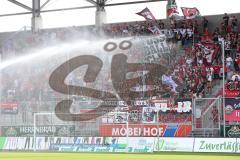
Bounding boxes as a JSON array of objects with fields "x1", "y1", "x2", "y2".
[
  {"x1": 154, "y1": 138, "x2": 194, "y2": 152},
  {"x1": 194, "y1": 138, "x2": 239, "y2": 153}
]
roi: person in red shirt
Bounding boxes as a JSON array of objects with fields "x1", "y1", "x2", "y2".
[
  {"x1": 234, "y1": 55, "x2": 240, "y2": 71},
  {"x1": 226, "y1": 25, "x2": 232, "y2": 33},
  {"x1": 212, "y1": 64, "x2": 221, "y2": 79},
  {"x1": 237, "y1": 44, "x2": 240, "y2": 56},
  {"x1": 200, "y1": 63, "x2": 207, "y2": 77}
]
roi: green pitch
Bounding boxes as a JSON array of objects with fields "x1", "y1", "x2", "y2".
[{"x1": 0, "y1": 152, "x2": 240, "y2": 160}]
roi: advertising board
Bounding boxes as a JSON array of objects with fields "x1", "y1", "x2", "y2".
[
  {"x1": 194, "y1": 138, "x2": 239, "y2": 153},
  {"x1": 154, "y1": 138, "x2": 194, "y2": 152}
]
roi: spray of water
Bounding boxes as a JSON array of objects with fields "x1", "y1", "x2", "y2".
[
  {"x1": 0, "y1": 40, "x2": 93, "y2": 70},
  {"x1": 0, "y1": 33, "x2": 170, "y2": 123}
]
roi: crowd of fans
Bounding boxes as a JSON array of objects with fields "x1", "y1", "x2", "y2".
[
  {"x1": 220, "y1": 14, "x2": 240, "y2": 97},
  {"x1": 0, "y1": 13, "x2": 240, "y2": 126},
  {"x1": 162, "y1": 13, "x2": 240, "y2": 99},
  {"x1": 159, "y1": 112, "x2": 192, "y2": 123}
]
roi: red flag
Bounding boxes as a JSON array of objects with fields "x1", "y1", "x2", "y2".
[
  {"x1": 136, "y1": 7, "x2": 156, "y2": 21},
  {"x1": 181, "y1": 7, "x2": 200, "y2": 19},
  {"x1": 168, "y1": 6, "x2": 179, "y2": 18}
]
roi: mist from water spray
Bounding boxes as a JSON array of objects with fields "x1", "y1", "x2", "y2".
[
  {"x1": 0, "y1": 33, "x2": 171, "y2": 120},
  {"x1": 0, "y1": 34, "x2": 117, "y2": 114},
  {"x1": 0, "y1": 39, "x2": 100, "y2": 70}
]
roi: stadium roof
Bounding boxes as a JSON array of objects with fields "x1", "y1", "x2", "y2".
[{"x1": 0, "y1": 0, "x2": 239, "y2": 32}]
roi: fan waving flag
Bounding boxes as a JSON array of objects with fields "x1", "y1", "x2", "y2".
[
  {"x1": 136, "y1": 7, "x2": 156, "y2": 21},
  {"x1": 181, "y1": 7, "x2": 200, "y2": 19},
  {"x1": 136, "y1": 7, "x2": 162, "y2": 35}
]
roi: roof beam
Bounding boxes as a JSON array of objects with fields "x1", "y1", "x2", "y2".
[
  {"x1": 41, "y1": 5, "x2": 96, "y2": 13},
  {"x1": 7, "y1": 0, "x2": 32, "y2": 11},
  {"x1": 0, "y1": 5, "x2": 96, "y2": 17},
  {"x1": 0, "y1": 0, "x2": 167, "y2": 17},
  {"x1": 104, "y1": 0, "x2": 167, "y2": 7},
  {"x1": 85, "y1": 0, "x2": 97, "y2": 6},
  {"x1": 0, "y1": 12, "x2": 31, "y2": 17},
  {"x1": 40, "y1": 0, "x2": 51, "y2": 10}
]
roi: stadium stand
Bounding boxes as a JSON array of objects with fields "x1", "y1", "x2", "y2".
[{"x1": 0, "y1": 12, "x2": 240, "y2": 138}]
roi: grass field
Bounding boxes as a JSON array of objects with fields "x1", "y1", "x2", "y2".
[{"x1": 0, "y1": 152, "x2": 240, "y2": 160}]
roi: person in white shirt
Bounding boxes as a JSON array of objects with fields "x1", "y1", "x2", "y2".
[
  {"x1": 231, "y1": 72, "x2": 240, "y2": 81},
  {"x1": 226, "y1": 55, "x2": 233, "y2": 70},
  {"x1": 206, "y1": 67, "x2": 214, "y2": 93},
  {"x1": 161, "y1": 72, "x2": 178, "y2": 93},
  {"x1": 187, "y1": 28, "x2": 193, "y2": 38},
  {"x1": 227, "y1": 69, "x2": 234, "y2": 81},
  {"x1": 186, "y1": 56, "x2": 193, "y2": 67},
  {"x1": 180, "y1": 28, "x2": 187, "y2": 37}
]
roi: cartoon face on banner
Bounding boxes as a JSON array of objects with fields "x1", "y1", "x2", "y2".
[
  {"x1": 142, "y1": 107, "x2": 156, "y2": 123},
  {"x1": 225, "y1": 98, "x2": 240, "y2": 122}
]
